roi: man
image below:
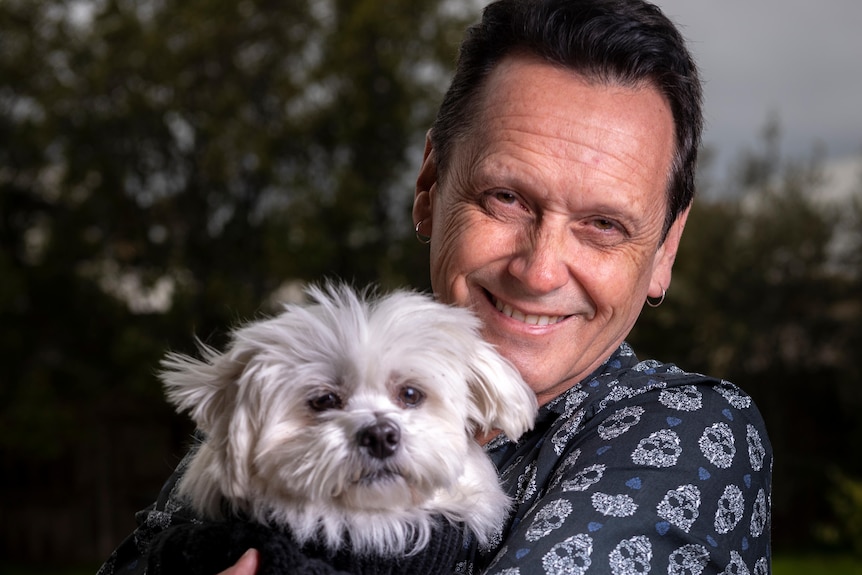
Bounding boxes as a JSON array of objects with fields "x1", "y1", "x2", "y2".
[{"x1": 408, "y1": 2, "x2": 770, "y2": 572}]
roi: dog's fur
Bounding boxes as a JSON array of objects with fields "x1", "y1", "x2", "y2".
[{"x1": 161, "y1": 284, "x2": 537, "y2": 557}]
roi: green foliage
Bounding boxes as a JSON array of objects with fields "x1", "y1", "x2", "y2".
[
  {"x1": 815, "y1": 471, "x2": 862, "y2": 556},
  {"x1": 773, "y1": 554, "x2": 862, "y2": 575}
]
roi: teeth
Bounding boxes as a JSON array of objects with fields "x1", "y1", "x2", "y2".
[{"x1": 494, "y1": 297, "x2": 562, "y2": 326}]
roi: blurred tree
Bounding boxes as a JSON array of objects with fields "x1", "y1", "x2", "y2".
[{"x1": 0, "y1": 0, "x2": 474, "y2": 563}]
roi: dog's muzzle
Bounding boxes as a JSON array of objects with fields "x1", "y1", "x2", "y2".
[{"x1": 358, "y1": 420, "x2": 400, "y2": 459}]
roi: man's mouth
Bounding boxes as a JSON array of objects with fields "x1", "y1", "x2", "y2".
[{"x1": 490, "y1": 294, "x2": 567, "y2": 326}]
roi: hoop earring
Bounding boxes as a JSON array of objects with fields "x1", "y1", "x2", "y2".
[
  {"x1": 415, "y1": 220, "x2": 431, "y2": 245},
  {"x1": 646, "y1": 287, "x2": 666, "y2": 308}
]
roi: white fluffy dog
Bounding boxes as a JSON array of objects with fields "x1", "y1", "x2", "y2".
[{"x1": 160, "y1": 283, "x2": 537, "y2": 557}]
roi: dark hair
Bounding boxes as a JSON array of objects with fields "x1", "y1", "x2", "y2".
[{"x1": 430, "y1": 0, "x2": 703, "y2": 237}]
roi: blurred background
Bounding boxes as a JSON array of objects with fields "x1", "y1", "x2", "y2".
[{"x1": 1, "y1": 0, "x2": 860, "y2": 572}]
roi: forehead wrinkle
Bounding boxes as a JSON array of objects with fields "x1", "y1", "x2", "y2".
[
  {"x1": 478, "y1": 66, "x2": 673, "y2": 190},
  {"x1": 486, "y1": 104, "x2": 662, "y2": 186}
]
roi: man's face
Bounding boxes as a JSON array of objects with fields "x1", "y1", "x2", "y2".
[{"x1": 414, "y1": 55, "x2": 687, "y2": 405}]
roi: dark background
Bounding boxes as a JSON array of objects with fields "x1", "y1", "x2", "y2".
[{"x1": 2, "y1": 0, "x2": 861, "y2": 568}]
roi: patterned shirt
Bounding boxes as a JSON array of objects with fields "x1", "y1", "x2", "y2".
[
  {"x1": 455, "y1": 342, "x2": 772, "y2": 575},
  {"x1": 98, "y1": 342, "x2": 771, "y2": 575}
]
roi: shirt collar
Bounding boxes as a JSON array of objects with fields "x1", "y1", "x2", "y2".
[{"x1": 542, "y1": 341, "x2": 640, "y2": 417}]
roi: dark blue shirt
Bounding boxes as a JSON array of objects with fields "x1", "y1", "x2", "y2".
[{"x1": 456, "y1": 342, "x2": 772, "y2": 575}]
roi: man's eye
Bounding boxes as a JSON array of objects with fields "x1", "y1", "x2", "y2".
[
  {"x1": 485, "y1": 190, "x2": 530, "y2": 215},
  {"x1": 593, "y1": 218, "x2": 617, "y2": 231},
  {"x1": 309, "y1": 392, "x2": 343, "y2": 411},
  {"x1": 396, "y1": 386, "x2": 425, "y2": 408},
  {"x1": 494, "y1": 191, "x2": 519, "y2": 204}
]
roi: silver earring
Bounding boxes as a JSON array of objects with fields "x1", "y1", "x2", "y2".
[
  {"x1": 415, "y1": 220, "x2": 431, "y2": 244},
  {"x1": 646, "y1": 287, "x2": 666, "y2": 308}
]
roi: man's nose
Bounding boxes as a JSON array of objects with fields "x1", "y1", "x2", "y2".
[{"x1": 507, "y1": 225, "x2": 570, "y2": 294}]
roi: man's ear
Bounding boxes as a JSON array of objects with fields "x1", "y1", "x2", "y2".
[
  {"x1": 649, "y1": 206, "x2": 690, "y2": 299},
  {"x1": 413, "y1": 131, "x2": 437, "y2": 231}
]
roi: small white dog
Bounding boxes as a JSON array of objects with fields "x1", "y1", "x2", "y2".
[{"x1": 160, "y1": 283, "x2": 537, "y2": 558}]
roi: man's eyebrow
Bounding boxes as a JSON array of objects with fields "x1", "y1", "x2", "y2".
[{"x1": 469, "y1": 157, "x2": 546, "y2": 191}]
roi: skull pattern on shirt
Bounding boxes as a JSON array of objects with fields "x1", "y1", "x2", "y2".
[{"x1": 455, "y1": 343, "x2": 772, "y2": 575}]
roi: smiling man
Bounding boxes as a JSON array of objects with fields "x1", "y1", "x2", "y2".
[{"x1": 411, "y1": 0, "x2": 771, "y2": 573}]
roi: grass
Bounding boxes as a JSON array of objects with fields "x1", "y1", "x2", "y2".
[{"x1": 773, "y1": 554, "x2": 862, "y2": 575}]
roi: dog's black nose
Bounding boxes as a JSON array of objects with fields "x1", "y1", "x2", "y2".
[{"x1": 358, "y1": 421, "x2": 400, "y2": 459}]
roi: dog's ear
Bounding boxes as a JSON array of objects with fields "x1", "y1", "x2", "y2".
[
  {"x1": 465, "y1": 342, "x2": 538, "y2": 441},
  {"x1": 160, "y1": 341, "x2": 244, "y2": 435},
  {"x1": 160, "y1": 339, "x2": 261, "y2": 502}
]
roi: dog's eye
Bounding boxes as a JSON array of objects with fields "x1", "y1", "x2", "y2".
[
  {"x1": 396, "y1": 386, "x2": 425, "y2": 408},
  {"x1": 309, "y1": 392, "x2": 343, "y2": 412}
]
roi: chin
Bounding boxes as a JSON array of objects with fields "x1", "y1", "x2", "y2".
[{"x1": 160, "y1": 282, "x2": 537, "y2": 556}]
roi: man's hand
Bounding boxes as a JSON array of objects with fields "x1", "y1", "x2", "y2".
[{"x1": 218, "y1": 549, "x2": 258, "y2": 575}]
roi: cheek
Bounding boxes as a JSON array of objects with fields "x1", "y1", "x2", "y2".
[
  {"x1": 576, "y1": 250, "x2": 654, "y2": 309},
  {"x1": 430, "y1": 226, "x2": 467, "y2": 279},
  {"x1": 429, "y1": 203, "x2": 484, "y2": 298}
]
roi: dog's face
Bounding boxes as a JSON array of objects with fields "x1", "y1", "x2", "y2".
[
  {"x1": 161, "y1": 284, "x2": 537, "y2": 519},
  {"x1": 236, "y1": 322, "x2": 485, "y2": 513}
]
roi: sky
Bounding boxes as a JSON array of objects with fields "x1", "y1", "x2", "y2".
[{"x1": 650, "y1": 1, "x2": 862, "y2": 195}]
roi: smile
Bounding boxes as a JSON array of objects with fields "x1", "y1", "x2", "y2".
[{"x1": 491, "y1": 295, "x2": 566, "y2": 326}]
